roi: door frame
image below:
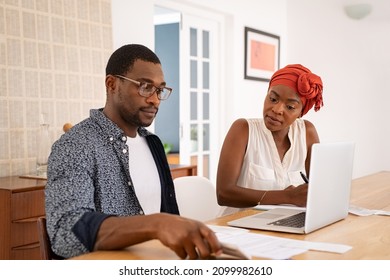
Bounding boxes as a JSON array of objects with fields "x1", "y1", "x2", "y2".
[{"x1": 154, "y1": 0, "x2": 227, "y2": 183}]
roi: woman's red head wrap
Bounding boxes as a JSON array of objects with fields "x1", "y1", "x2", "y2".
[{"x1": 269, "y1": 64, "x2": 323, "y2": 116}]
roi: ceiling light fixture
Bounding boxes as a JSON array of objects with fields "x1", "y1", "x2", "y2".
[{"x1": 344, "y1": 3, "x2": 372, "y2": 20}]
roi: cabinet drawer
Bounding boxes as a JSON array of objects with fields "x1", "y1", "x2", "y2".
[
  {"x1": 11, "y1": 219, "x2": 39, "y2": 247},
  {"x1": 11, "y1": 243, "x2": 41, "y2": 260},
  {"x1": 11, "y1": 189, "x2": 45, "y2": 220}
]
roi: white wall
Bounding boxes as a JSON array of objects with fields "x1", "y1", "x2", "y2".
[
  {"x1": 286, "y1": 0, "x2": 390, "y2": 178},
  {"x1": 112, "y1": 0, "x2": 390, "y2": 179},
  {"x1": 111, "y1": 0, "x2": 155, "y2": 49},
  {"x1": 187, "y1": 0, "x2": 288, "y2": 126}
]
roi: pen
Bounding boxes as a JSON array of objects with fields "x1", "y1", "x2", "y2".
[{"x1": 300, "y1": 171, "x2": 309, "y2": 184}]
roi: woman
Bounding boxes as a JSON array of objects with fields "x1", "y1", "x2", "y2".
[{"x1": 216, "y1": 64, "x2": 323, "y2": 216}]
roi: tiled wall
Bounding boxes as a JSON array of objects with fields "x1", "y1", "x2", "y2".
[{"x1": 0, "y1": 0, "x2": 113, "y2": 177}]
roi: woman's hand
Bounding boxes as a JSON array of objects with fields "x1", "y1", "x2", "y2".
[{"x1": 284, "y1": 184, "x2": 308, "y2": 207}]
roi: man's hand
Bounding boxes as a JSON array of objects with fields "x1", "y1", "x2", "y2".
[
  {"x1": 95, "y1": 214, "x2": 222, "y2": 260},
  {"x1": 155, "y1": 213, "x2": 222, "y2": 259}
]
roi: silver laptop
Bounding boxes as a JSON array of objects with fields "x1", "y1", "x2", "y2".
[{"x1": 228, "y1": 142, "x2": 355, "y2": 234}]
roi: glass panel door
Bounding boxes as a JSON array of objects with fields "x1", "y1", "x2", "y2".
[{"x1": 180, "y1": 15, "x2": 218, "y2": 180}]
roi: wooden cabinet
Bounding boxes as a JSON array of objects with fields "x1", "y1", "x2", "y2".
[
  {"x1": 0, "y1": 176, "x2": 46, "y2": 260},
  {"x1": 167, "y1": 155, "x2": 199, "y2": 178},
  {"x1": 167, "y1": 153, "x2": 180, "y2": 164},
  {"x1": 0, "y1": 165, "x2": 196, "y2": 259},
  {"x1": 169, "y1": 164, "x2": 197, "y2": 179}
]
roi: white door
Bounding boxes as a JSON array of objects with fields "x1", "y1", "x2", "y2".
[{"x1": 179, "y1": 14, "x2": 219, "y2": 180}]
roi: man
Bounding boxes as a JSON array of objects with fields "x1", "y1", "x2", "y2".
[{"x1": 45, "y1": 44, "x2": 222, "y2": 259}]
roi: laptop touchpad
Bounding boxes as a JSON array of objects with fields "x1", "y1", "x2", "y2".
[{"x1": 254, "y1": 213, "x2": 285, "y2": 220}]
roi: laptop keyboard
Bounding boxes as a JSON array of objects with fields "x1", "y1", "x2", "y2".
[{"x1": 268, "y1": 212, "x2": 306, "y2": 228}]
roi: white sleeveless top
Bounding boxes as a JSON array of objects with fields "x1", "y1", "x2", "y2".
[
  {"x1": 219, "y1": 118, "x2": 307, "y2": 216},
  {"x1": 127, "y1": 133, "x2": 161, "y2": 215}
]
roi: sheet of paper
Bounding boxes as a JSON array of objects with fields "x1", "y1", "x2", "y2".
[
  {"x1": 218, "y1": 231, "x2": 307, "y2": 260},
  {"x1": 349, "y1": 204, "x2": 390, "y2": 216},
  {"x1": 208, "y1": 225, "x2": 249, "y2": 235},
  {"x1": 209, "y1": 225, "x2": 352, "y2": 260},
  {"x1": 254, "y1": 204, "x2": 390, "y2": 216},
  {"x1": 220, "y1": 242, "x2": 251, "y2": 260},
  {"x1": 278, "y1": 238, "x2": 352, "y2": 254}
]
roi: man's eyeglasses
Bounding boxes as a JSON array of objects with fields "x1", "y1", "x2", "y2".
[{"x1": 115, "y1": 75, "x2": 172, "y2": 100}]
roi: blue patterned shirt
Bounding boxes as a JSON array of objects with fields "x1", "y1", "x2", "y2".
[{"x1": 45, "y1": 109, "x2": 179, "y2": 258}]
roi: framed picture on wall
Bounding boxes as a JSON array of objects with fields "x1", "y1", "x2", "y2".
[{"x1": 244, "y1": 27, "x2": 280, "y2": 82}]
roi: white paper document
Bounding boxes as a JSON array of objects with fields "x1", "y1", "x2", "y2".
[
  {"x1": 208, "y1": 225, "x2": 352, "y2": 260},
  {"x1": 255, "y1": 204, "x2": 390, "y2": 217},
  {"x1": 349, "y1": 204, "x2": 390, "y2": 216}
]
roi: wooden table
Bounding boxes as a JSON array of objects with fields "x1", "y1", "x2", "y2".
[{"x1": 72, "y1": 171, "x2": 390, "y2": 260}]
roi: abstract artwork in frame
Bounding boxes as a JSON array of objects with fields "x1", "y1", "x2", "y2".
[{"x1": 244, "y1": 27, "x2": 280, "y2": 82}]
